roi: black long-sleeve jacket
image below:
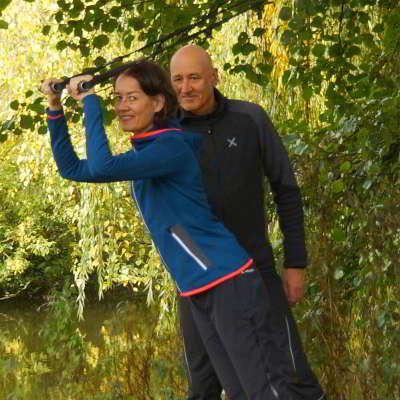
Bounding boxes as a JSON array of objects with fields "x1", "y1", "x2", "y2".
[{"x1": 178, "y1": 89, "x2": 307, "y2": 269}]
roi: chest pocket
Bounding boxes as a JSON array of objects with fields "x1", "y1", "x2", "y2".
[{"x1": 218, "y1": 127, "x2": 260, "y2": 195}]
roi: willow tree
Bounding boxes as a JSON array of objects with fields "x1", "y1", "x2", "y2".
[{"x1": 0, "y1": 1, "x2": 399, "y2": 398}]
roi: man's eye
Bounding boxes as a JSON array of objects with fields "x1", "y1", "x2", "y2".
[{"x1": 173, "y1": 77, "x2": 182, "y2": 82}]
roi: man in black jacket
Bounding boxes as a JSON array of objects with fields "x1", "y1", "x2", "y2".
[{"x1": 170, "y1": 45, "x2": 325, "y2": 400}]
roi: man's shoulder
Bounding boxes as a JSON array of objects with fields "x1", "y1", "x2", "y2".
[
  {"x1": 225, "y1": 98, "x2": 268, "y2": 122},
  {"x1": 223, "y1": 97, "x2": 272, "y2": 133}
]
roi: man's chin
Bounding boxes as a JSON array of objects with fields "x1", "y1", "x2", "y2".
[{"x1": 179, "y1": 100, "x2": 199, "y2": 112}]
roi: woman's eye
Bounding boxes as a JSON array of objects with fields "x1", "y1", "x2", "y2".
[{"x1": 128, "y1": 96, "x2": 137, "y2": 102}]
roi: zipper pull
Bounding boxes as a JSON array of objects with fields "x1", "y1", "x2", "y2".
[{"x1": 208, "y1": 128, "x2": 212, "y2": 135}]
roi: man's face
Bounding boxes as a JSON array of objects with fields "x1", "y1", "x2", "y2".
[{"x1": 170, "y1": 58, "x2": 217, "y2": 116}]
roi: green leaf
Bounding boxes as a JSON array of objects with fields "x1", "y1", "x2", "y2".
[
  {"x1": 298, "y1": 29, "x2": 312, "y2": 41},
  {"x1": 281, "y1": 30, "x2": 295, "y2": 46},
  {"x1": 25, "y1": 90, "x2": 33, "y2": 98},
  {"x1": 28, "y1": 102, "x2": 45, "y2": 114},
  {"x1": 0, "y1": 0, "x2": 12, "y2": 13},
  {"x1": 110, "y1": 6, "x2": 122, "y2": 18},
  {"x1": 10, "y1": 100, "x2": 19, "y2": 110},
  {"x1": 279, "y1": 7, "x2": 292, "y2": 21},
  {"x1": 232, "y1": 41, "x2": 257, "y2": 56},
  {"x1": 332, "y1": 228, "x2": 346, "y2": 242},
  {"x1": 123, "y1": 34, "x2": 133, "y2": 49},
  {"x1": 311, "y1": 16, "x2": 324, "y2": 28},
  {"x1": 288, "y1": 15, "x2": 305, "y2": 31},
  {"x1": 257, "y1": 63, "x2": 273, "y2": 75},
  {"x1": 102, "y1": 19, "x2": 118, "y2": 33},
  {"x1": 312, "y1": 44, "x2": 325, "y2": 57},
  {"x1": 93, "y1": 34, "x2": 109, "y2": 49},
  {"x1": 328, "y1": 43, "x2": 343, "y2": 58},
  {"x1": 346, "y1": 45, "x2": 361, "y2": 58},
  {"x1": 54, "y1": 11, "x2": 63, "y2": 23},
  {"x1": 373, "y1": 23, "x2": 384, "y2": 34},
  {"x1": 0, "y1": 133, "x2": 7, "y2": 142},
  {"x1": 131, "y1": 18, "x2": 145, "y2": 31},
  {"x1": 340, "y1": 161, "x2": 351, "y2": 173},
  {"x1": 94, "y1": 56, "x2": 107, "y2": 67},
  {"x1": 42, "y1": 25, "x2": 51, "y2": 35},
  {"x1": 38, "y1": 125, "x2": 48, "y2": 135},
  {"x1": 240, "y1": 43, "x2": 257, "y2": 56},
  {"x1": 20, "y1": 115, "x2": 34, "y2": 130},
  {"x1": 253, "y1": 28, "x2": 265, "y2": 37},
  {"x1": 56, "y1": 40, "x2": 68, "y2": 51},
  {"x1": 79, "y1": 43, "x2": 90, "y2": 57},
  {"x1": 0, "y1": 19, "x2": 8, "y2": 29},
  {"x1": 302, "y1": 86, "x2": 313, "y2": 101},
  {"x1": 332, "y1": 179, "x2": 345, "y2": 193}
]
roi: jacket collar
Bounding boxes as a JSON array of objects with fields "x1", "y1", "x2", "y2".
[
  {"x1": 177, "y1": 88, "x2": 227, "y2": 122},
  {"x1": 129, "y1": 118, "x2": 182, "y2": 143},
  {"x1": 129, "y1": 128, "x2": 182, "y2": 143}
]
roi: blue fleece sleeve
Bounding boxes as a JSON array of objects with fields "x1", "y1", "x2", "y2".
[
  {"x1": 83, "y1": 95, "x2": 188, "y2": 180},
  {"x1": 47, "y1": 109, "x2": 116, "y2": 183}
]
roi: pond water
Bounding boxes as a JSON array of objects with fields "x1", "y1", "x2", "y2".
[{"x1": 0, "y1": 290, "x2": 187, "y2": 400}]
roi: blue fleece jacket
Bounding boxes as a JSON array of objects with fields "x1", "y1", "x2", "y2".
[{"x1": 47, "y1": 94, "x2": 252, "y2": 296}]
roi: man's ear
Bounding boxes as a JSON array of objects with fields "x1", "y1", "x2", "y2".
[
  {"x1": 153, "y1": 94, "x2": 165, "y2": 113},
  {"x1": 212, "y1": 68, "x2": 219, "y2": 86}
]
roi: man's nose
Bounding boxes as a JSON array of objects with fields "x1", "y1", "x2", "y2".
[{"x1": 181, "y1": 79, "x2": 191, "y2": 94}]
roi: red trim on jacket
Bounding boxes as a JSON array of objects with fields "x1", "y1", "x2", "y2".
[
  {"x1": 180, "y1": 258, "x2": 254, "y2": 297},
  {"x1": 48, "y1": 114, "x2": 64, "y2": 120},
  {"x1": 129, "y1": 128, "x2": 181, "y2": 141}
]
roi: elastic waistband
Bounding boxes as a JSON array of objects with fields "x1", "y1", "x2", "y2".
[{"x1": 180, "y1": 258, "x2": 253, "y2": 297}]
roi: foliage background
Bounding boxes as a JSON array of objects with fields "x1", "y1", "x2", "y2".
[{"x1": 0, "y1": 0, "x2": 399, "y2": 399}]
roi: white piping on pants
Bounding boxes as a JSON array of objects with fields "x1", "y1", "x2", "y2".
[
  {"x1": 285, "y1": 316, "x2": 297, "y2": 373},
  {"x1": 181, "y1": 334, "x2": 193, "y2": 386}
]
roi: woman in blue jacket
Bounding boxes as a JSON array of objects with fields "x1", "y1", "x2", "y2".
[{"x1": 41, "y1": 60, "x2": 286, "y2": 400}]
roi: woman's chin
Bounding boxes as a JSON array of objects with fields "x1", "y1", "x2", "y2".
[{"x1": 119, "y1": 122, "x2": 136, "y2": 132}]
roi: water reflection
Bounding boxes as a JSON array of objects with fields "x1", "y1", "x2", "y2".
[{"x1": 0, "y1": 290, "x2": 186, "y2": 400}]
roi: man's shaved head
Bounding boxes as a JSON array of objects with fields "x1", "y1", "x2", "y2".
[
  {"x1": 170, "y1": 44, "x2": 218, "y2": 116},
  {"x1": 170, "y1": 44, "x2": 215, "y2": 72}
]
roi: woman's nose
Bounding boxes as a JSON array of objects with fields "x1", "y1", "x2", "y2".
[{"x1": 115, "y1": 99, "x2": 130, "y2": 111}]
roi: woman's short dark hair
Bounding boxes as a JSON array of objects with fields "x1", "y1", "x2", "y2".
[{"x1": 115, "y1": 59, "x2": 178, "y2": 127}]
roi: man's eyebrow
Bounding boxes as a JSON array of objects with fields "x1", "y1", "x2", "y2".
[{"x1": 171, "y1": 73, "x2": 201, "y2": 79}]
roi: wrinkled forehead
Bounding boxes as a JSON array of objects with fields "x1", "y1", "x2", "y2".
[{"x1": 170, "y1": 56, "x2": 212, "y2": 77}]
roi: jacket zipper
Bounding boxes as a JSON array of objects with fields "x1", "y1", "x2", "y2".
[{"x1": 208, "y1": 126, "x2": 224, "y2": 219}]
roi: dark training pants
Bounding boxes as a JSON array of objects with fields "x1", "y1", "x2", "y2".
[{"x1": 178, "y1": 267, "x2": 325, "y2": 400}]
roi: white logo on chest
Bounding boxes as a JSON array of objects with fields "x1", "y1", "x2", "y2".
[{"x1": 227, "y1": 137, "x2": 238, "y2": 148}]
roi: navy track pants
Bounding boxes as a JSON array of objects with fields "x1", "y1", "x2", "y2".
[{"x1": 178, "y1": 266, "x2": 325, "y2": 400}]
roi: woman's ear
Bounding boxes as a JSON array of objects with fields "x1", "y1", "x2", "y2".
[{"x1": 153, "y1": 94, "x2": 165, "y2": 113}]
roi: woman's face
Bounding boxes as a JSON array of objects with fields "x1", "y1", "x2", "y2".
[{"x1": 114, "y1": 74, "x2": 164, "y2": 133}]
